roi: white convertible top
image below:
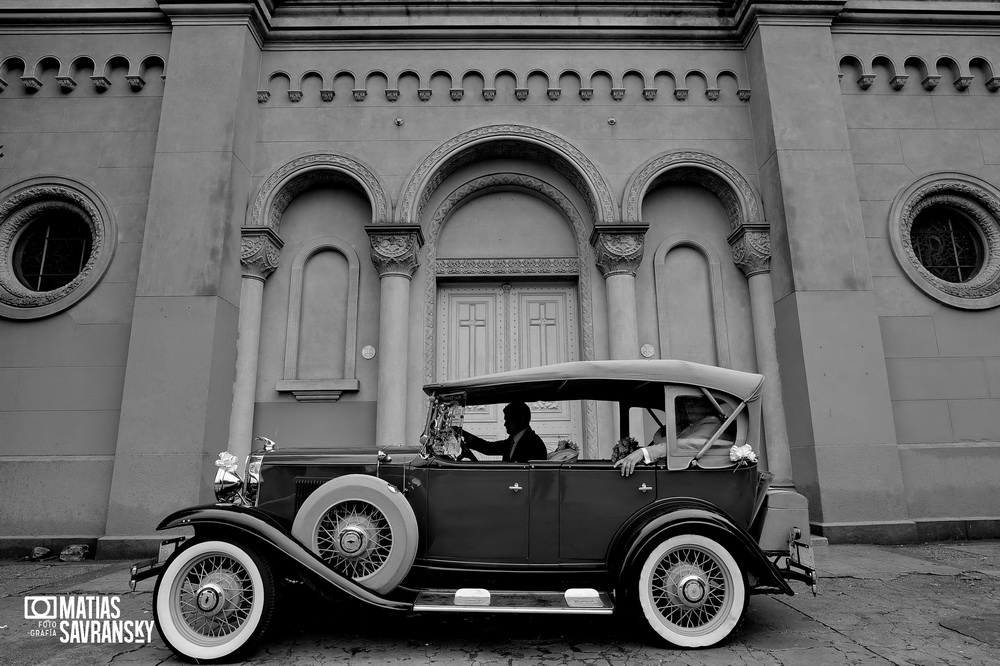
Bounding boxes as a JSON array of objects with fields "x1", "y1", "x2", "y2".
[{"x1": 423, "y1": 360, "x2": 764, "y2": 404}]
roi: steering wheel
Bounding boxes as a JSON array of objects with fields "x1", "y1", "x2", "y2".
[{"x1": 457, "y1": 439, "x2": 479, "y2": 462}]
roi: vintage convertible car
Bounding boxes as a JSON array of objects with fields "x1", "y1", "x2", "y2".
[{"x1": 131, "y1": 359, "x2": 817, "y2": 663}]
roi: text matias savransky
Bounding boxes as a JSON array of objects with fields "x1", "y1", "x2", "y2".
[{"x1": 25, "y1": 595, "x2": 155, "y2": 644}]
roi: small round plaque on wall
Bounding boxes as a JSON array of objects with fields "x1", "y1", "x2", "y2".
[
  {"x1": 362, "y1": 345, "x2": 376, "y2": 360},
  {"x1": 640, "y1": 344, "x2": 655, "y2": 359}
]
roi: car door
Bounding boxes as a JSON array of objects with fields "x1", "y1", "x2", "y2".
[
  {"x1": 423, "y1": 460, "x2": 530, "y2": 562},
  {"x1": 558, "y1": 461, "x2": 657, "y2": 561}
]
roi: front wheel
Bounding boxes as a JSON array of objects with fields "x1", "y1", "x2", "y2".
[
  {"x1": 154, "y1": 540, "x2": 275, "y2": 663},
  {"x1": 636, "y1": 534, "x2": 748, "y2": 648}
]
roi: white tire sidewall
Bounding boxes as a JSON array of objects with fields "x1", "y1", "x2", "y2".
[
  {"x1": 155, "y1": 540, "x2": 266, "y2": 661},
  {"x1": 291, "y1": 474, "x2": 417, "y2": 594},
  {"x1": 638, "y1": 533, "x2": 746, "y2": 648}
]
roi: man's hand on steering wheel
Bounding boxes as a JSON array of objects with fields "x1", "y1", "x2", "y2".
[{"x1": 457, "y1": 440, "x2": 478, "y2": 462}]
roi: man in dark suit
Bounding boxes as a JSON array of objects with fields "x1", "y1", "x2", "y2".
[{"x1": 461, "y1": 401, "x2": 547, "y2": 462}]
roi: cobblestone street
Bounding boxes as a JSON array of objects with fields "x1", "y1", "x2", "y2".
[{"x1": 1, "y1": 541, "x2": 999, "y2": 665}]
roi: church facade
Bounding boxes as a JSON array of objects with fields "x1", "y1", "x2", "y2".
[{"x1": 1, "y1": 0, "x2": 999, "y2": 556}]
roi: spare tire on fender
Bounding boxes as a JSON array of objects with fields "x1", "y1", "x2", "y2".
[{"x1": 291, "y1": 474, "x2": 418, "y2": 595}]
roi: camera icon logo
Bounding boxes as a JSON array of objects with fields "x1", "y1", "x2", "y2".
[{"x1": 24, "y1": 596, "x2": 58, "y2": 620}]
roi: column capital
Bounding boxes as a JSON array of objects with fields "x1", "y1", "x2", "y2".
[
  {"x1": 590, "y1": 224, "x2": 648, "y2": 278},
  {"x1": 240, "y1": 226, "x2": 283, "y2": 282},
  {"x1": 367, "y1": 224, "x2": 424, "y2": 279},
  {"x1": 728, "y1": 225, "x2": 772, "y2": 278}
]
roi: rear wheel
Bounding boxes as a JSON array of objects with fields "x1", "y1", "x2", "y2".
[
  {"x1": 154, "y1": 539, "x2": 275, "y2": 663},
  {"x1": 636, "y1": 534, "x2": 748, "y2": 648}
]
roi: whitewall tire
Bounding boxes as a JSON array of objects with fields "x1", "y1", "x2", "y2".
[
  {"x1": 154, "y1": 540, "x2": 275, "y2": 663},
  {"x1": 292, "y1": 474, "x2": 418, "y2": 594},
  {"x1": 637, "y1": 534, "x2": 748, "y2": 648}
]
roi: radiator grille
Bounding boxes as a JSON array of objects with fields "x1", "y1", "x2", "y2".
[{"x1": 294, "y1": 477, "x2": 329, "y2": 511}]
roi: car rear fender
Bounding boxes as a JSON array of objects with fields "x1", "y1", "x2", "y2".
[
  {"x1": 157, "y1": 505, "x2": 413, "y2": 611},
  {"x1": 610, "y1": 497, "x2": 793, "y2": 595}
]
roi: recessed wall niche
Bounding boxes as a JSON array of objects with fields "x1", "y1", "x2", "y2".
[{"x1": 266, "y1": 185, "x2": 371, "y2": 401}]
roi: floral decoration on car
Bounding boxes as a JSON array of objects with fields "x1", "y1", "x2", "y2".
[
  {"x1": 425, "y1": 399, "x2": 466, "y2": 459},
  {"x1": 556, "y1": 439, "x2": 578, "y2": 452},
  {"x1": 215, "y1": 451, "x2": 239, "y2": 473},
  {"x1": 547, "y1": 439, "x2": 580, "y2": 462},
  {"x1": 729, "y1": 443, "x2": 758, "y2": 466},
  {"x1": 610, "y1": 436, "x2": 639, "y2": 464}
]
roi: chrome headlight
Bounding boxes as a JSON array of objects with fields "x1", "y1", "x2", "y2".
[
  {"x1": 244, "y1": 453, "x2": 262, "y2": 506},
  {"x1": 213, "y1": 451, "x2": 244, "y2": 505}
]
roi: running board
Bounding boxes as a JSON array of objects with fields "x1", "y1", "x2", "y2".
[{"x1": 412, "y1": 588, "x2": 615, "y2": 615}]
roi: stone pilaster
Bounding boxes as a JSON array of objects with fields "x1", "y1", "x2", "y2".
[
  {"x1": 100, "y1": 4, "x2": 266, "y2": 555},
  {"x1": 228, "y1": 227, "x2": 283, "y2": 469},
  {"x1": 368, "y1": 225, "x2": 423, "y2": 448},
  {"x1": 591, "y1": 224, "x2": 647, "y2": 441},
  {"x1": 746, "y1": 11, "x2": 910, "y2": 539},
  {"x1": 728, "y1": 225, "x2": 793, "y2": 488}
]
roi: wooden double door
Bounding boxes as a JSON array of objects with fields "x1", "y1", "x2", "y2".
[{"x1": 436, "y1": 282, "x2": 582, "y2": 452}]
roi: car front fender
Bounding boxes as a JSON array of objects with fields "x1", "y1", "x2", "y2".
[
  {"x1": 610, "y1": 497, "x2": 794, "y2": 596},
  {"x1": 157, "y1": 505, "x2": 413, "y2": 611}
]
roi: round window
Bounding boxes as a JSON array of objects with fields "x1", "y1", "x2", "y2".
[
  {"x1": 889, "y1": 173, "x2": 1000, "y2": 310},
  {"x1": 0, "y1": 177, "x2": 117, "y2": 320},
  {"x1": 13, "y1": 212, "x2": 94, "y2": 292},
  {"x1": 909, "y1": 206, "x2": 984, "y2": 284}
]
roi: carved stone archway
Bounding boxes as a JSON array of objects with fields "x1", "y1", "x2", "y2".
[
  {"x1": 423, "y1": 173, "x2": 600, "y2": 456},
  {"x1": 396, "y1": 124, "x2": 618, "y2": 227},
  {"x1": 622, "y1": 150, "x2": 763, "y2": 231},
  {"x1": 247, "y1": 151, "x2": 393, "y2": 231}
]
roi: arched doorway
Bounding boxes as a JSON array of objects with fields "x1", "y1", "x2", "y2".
[
  {"x1": 425, "y1": 174, "x2": 594, "y2": 453},
  {"x1": 435, "y1": 184, "x2": 582, "y2": 450}
]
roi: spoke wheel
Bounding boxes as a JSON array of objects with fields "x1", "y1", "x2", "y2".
[
  {"x1": 154, "y1": 540, "x2": 274, "y2": 663},
  {"x1": 292, "y1": 474, "x2": 418, "y2": 594},
  {"x1": 637, "y1": 534, "x2": 747, "y2": 648},
  {"x1": 316, "y1": 500, "x2": 393, "y2": 579}
]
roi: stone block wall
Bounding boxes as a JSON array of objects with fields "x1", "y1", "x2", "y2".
[
  {"x1": 835, "y1": 31, "x2": 1000, "y2": 538},
  {"x1": 0, "y1": 31, "x2": 169, "y2": 541}
]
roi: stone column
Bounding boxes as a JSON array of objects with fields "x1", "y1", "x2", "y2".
[
  {"x1": 228, "y1": 227, "x2": 282, "y2": 468},
  {"x1": 367, "y1": 225, "x2": 423, "y2": 448},
  {"x1": 730, "y1": 225, "x2": 793, "y2": 488},
  {"x1": 591, "y1": 225, "x2": 647, "y2": 440}
]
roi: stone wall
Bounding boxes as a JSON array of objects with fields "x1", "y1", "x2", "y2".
[
  {"x1": 0, "y1": 31, "x2": 170, "y2": 541},
  {"x1": 835, "y1": 31, "x2": 1000, "y2": 539}
]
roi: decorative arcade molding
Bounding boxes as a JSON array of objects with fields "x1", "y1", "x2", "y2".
[
  {"x1": 256, "y1": 66, "x2": 750, "y2": 105},
  {"x1": 837, "y1": 53, "x2": 1000, "y2": 93}
]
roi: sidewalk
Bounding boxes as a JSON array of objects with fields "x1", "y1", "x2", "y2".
[{"x1": 1, "y1": 540, "x2": 999, "y2": 665}]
